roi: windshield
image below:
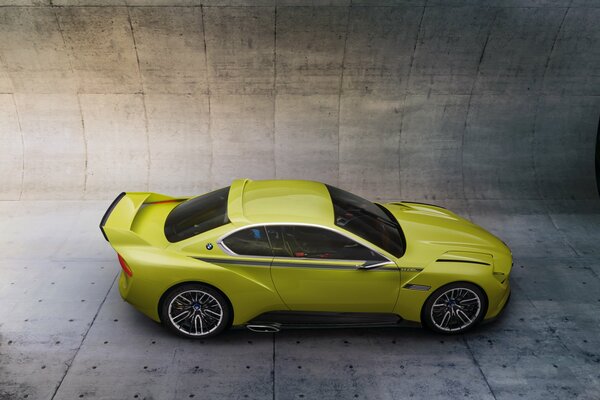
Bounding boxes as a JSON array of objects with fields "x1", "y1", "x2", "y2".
[
  {"x1": 164, "y1": 186, "x2": 230, "y2": 242},
  {"x1": 326, "y1": 185, "x2": 405, "y2": 257}
]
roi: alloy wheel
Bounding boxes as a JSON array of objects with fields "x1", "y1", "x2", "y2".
[
  {"x1": 430, "y1": 287, "x2": 482, "y2": 332},
  {"x1": 168, "y1": 290, "x2": 224, "y2": 336}
]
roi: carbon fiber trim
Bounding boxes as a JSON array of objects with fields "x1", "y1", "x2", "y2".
[
  {"x1": 99, "y1": 192, "x2": 126, "y2": 241},
  {"x1": 193, "y1": 257, "x2": 397, "y2": 271},
  {"x1": 193, "y1": 257, "x2": 271, "y2": 267},
  {"x1": 436, "y1": 259, "x2": 490, "y2": 266}
]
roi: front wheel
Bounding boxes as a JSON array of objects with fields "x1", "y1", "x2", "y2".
[
  {"x1": 422, "y1": 282, "x2": 487, "y2": 334},
  {"x1": 161, "y1": 284, "x2": 231, "y2": 339}
]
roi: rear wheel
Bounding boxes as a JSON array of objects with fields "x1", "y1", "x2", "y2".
[
  {"x1": 422, "y1": 282, "x2": 487, "y2": 334},
  {"x1": 161, "y1": 284, "x2": 231, "y2": 339}
]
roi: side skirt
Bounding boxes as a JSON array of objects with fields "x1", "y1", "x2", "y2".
[{"x1": 239, "y1": 311, "x2": 420, "y2": 330}]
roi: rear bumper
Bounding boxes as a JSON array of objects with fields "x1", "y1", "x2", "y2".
[
  {"x1": 99, "y1": 192, "x2": 126, "y2": 241},
  {"x1": 118, "y1": 271, "x2": 162, "y2": 322}
]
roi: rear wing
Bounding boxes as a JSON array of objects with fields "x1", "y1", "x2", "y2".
[{"x1": 99, "y1": 192, "x2": 180, "y2": 242}]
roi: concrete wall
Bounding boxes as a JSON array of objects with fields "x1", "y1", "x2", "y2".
[{"x1": 0, "y1": 1, "x2": 599, "y2": 201}]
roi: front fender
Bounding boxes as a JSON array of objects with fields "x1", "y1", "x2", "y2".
[{"x1": 394, "y1": 258, "x2": 508, "y2": 322}]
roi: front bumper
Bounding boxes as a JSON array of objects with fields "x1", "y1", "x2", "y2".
[{"x1": 484, "y1": 280, "x2": 511, "y2": 320}]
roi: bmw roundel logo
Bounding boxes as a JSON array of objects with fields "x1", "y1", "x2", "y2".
[{"x1": 206, "y1": 243, "x2": 213, "y2": 250}]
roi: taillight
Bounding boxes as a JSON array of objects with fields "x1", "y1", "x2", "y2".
[{"x1": 117, "y1": 254, "x2": 133, "y2": 277}]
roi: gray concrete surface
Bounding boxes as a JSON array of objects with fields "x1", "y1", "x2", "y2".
[
  {"x1": 0, "y1": 2, "x2": 598, "y2": 200},
  {"x1": 1, "y1": 199, "x2": 600, "y2": 400}
]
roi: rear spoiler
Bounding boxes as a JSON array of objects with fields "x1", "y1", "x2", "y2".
[
  {"x1": 100, "y1": 192, "x2": 126, "y2": 241},
  {"x1": 99, "y1": 192, "x2": 182, "y2": 242}
]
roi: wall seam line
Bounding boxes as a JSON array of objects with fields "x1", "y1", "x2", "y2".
[
  {"x1": 127, "y1": 7, "x2": 151, "y2": 191},
  {"x1": 272, "y1": 5, "x2": 278, "y2": 180},
  {"x1": 399, "y1": 1, "x2": 427, "y2": 199},
  {"x1": 76, "y1": 95, "x2": 88, "y2": 197},
  {"x1": 52, "y1": 5, "x2": 88, "y2": 198},
  {"x1": 200, "y1": 5, "x2": 213, "y2": 190},
  {"x1": 11, "y1": 94, "x2": 24, "y2": 201},
  {"x1": 460, "y1": 7, "x2": 498, "y2": 202},
  {"x1": 533, "y1": 4, "x2": 571, "y2": 203},
  {"x1": 336, "y1": 1, "x2": 351, "y2": 187}
]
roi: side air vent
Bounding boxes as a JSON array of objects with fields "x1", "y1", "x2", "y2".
[{"x1": 404, "y1": 284, "x2": 431, "y2": 291}]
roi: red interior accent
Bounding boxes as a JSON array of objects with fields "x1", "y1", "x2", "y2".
[
  {"x1": 147, "y1": 200, "x2": 178, "y2": 205},
  {"x1": 118, "y1": 254, "x2": 133, "y2": 277}
]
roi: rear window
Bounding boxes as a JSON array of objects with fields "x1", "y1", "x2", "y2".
[{"x1": 164, "y1": 187, "x2": 230, "y2": 242}]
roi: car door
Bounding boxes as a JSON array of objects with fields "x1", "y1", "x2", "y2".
[
  {"x1": 267, "y1": 225, "x2": 400, "y2": 313},
  {"x1": 197, "y1": 226, "x2": 276, "y2": 296}
]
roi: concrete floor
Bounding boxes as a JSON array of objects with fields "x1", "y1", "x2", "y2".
[{"x1": 2, "y1": 199, "x2": 599, "y2": 400}]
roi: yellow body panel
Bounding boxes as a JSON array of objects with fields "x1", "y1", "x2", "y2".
[{"x1": 101, "y1": 179, "x2": 512, "y2": 328}]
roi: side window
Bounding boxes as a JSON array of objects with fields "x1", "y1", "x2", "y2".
[
  {"x1": 222, "y1": 226, "x2": 272, "y2": 257},
  {"x1": 267, "y1": 225, "x2": 385, "y2": 261}
]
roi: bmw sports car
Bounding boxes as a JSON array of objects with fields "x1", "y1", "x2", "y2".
[{"x1": 100, "y1": 179, "x2": 511, "y2": 338}]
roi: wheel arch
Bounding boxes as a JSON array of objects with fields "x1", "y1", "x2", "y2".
[
  {"x1": 157, "y1": 281, "x2": 234, "y2": 327},
  {"x1": 420, "y1": 280, "x2": 489, "y2": 323}
]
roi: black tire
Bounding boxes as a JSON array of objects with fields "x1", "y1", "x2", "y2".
[
  {"x1": 161, "y1": 283, "x2": 231, "y2": 339},
  {"x1": 422, "y1": 282, "x2": 487, "y2": 334}
]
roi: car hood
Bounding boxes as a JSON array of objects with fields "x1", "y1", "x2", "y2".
[{"x1": 382, "y1": 202, "x2": 511, "y2": 258}]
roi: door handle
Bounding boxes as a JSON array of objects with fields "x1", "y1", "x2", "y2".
[{"x1": 356, "y1": 260, "x2": 393, "y2": 270}]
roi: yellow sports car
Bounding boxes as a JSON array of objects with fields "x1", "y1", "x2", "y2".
[{"x1": 100, "y1": 179, "x2": 511, "y2": 338}]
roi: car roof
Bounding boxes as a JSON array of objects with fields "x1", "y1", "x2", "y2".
[{"x1": 227, "y1": 179, "x2": 334, "y2": 226}]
